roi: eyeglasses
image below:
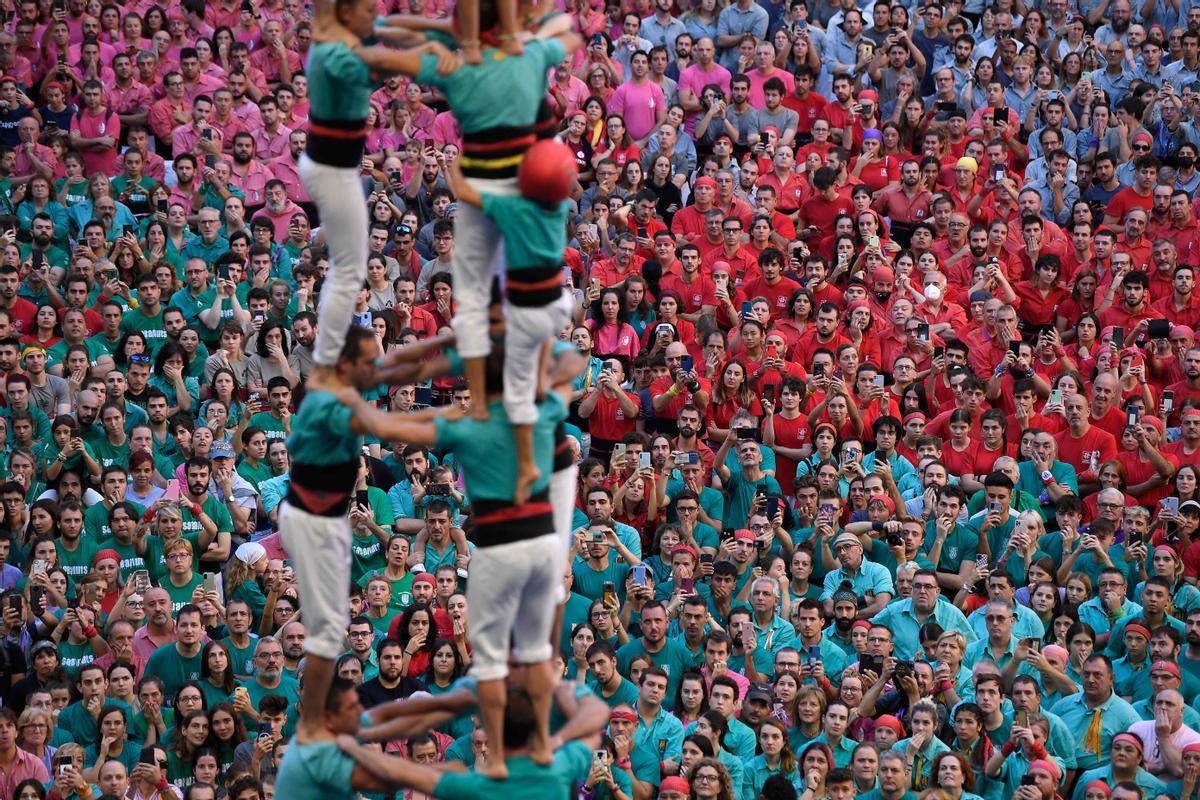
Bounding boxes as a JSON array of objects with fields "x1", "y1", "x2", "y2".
[
  {"x1": 1132, "y1": 145, "x2": 1151, "y2": 151},
  {"x1": 984, "y1": 615, "x2": 1013, "y2": 622},
  {"x1": 695, "y1": 773, "x2": 720, "y2": 782},
  {"x1": 129, "y1": 354, "x2": 151, "y2": 364}
]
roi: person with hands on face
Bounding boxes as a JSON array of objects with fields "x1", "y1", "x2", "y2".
[{"x1": 820, "y1": 531, "x2": 894, "y2": 619}]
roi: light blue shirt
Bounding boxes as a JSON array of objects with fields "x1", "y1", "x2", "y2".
[
  {"x1": 820, "y1": 558, "x2": 895, "y2": 602},
  {"x1": 872, "y1": 597, "x2": 977, "y2": 660}
]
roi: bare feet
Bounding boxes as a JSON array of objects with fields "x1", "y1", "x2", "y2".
[
  {"x1": 498, "y1": 35, "x2": 523, "y2": 56},
  {"x1": 528, "y1": 742, "x2": 554, "y2": 766},
  {"x1": 462, "y1": 41, "x2": 483, "y2": 64},
  {"x1": 477, "y1": 760, "x2": 510, "y2": 780},
  {"x1": 514, "y1": 463, "x2": 541, "y2": 506}
]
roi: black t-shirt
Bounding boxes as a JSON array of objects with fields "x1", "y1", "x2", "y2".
[{"x1": 357, "y1": 675, "x2": 427, "y2": 708}]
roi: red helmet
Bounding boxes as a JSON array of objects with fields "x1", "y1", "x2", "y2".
[{"x1": 518, "y1": 139, "x2": 577, "y2": 205}]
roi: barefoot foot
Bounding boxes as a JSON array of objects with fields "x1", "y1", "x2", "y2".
[{"x1": 462, "y1": 42, "x2": 483, "y2": 63}]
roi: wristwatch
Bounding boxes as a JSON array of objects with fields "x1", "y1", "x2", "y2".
[{"x1": 1040, "y1": 470, "x2": 1054, "y2": 483}]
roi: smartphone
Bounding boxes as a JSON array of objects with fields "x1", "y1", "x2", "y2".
[
  {"x1": 613, "y1": 442, "x2": 627, "y2": 461},
  {"x1": 1126, "y1": 408, "x2": 1140, "y2": 428},
  {"x1": 601, "y1": 581, "x2": 618, "y2": 607},
  {"x1": 916, "y1": 323, "x2": 929, "y2": 341},
  {"x1": 808, "y1": 644, "x2": 820, "y2": 664},
  {"x1": 1163, "y1": 497, "x2": 1180, "y2": 515},
  {"x1": 165, "y1": 479, "x2": 180, "y2": 501},
  {"x1": 1022, "y1": 637, "x2": 1040, "y2": 653},
  {"x1": 258, "y1": 721, "x2": 273, "y2": 738},
  {"x1": 156, "y1": 198, "x2": 168, "y2": 215},
  {"x1": 679, "y1": 355, "x2": 694, "y2": 373},
  {"x1": 988, "y1": 501, "x2": 1001, "y2": 514},
  {"x1": 132, "y1": 569, "x2": 151, "y2": 593},
  {"x1": 388, "y1": 170, "x2": 402, "y2": 184},
  {"x1": 680, "y1": 577, "x2": 695, "y2": 593},
  {"x1": 202, "y1": 572, "x2": 217, "y2": 593},
  {"x1": 1163, "y1": 390, "x2": 1175, "y2": 413},
  {"x1": 56, "y1": 51, "x2": 65, "y2": 66},
  {"x1": 592, "y1": 749, "x2": 607, "y2": 773},
  {"x1": 204, "y1": 154, "x2": 216, "y2": 169},
  {"x1": 632, "y1": 564, "x2": 647, "y2": 587},
  {"x1": 993, "y1": 164, "x2": 1005, "y2": 182},
  {"x1": 30, "y1": 559, "x2": 47, "y2": 575},
  {"x1": 1009, "y1": 340, "x2": 1021, "y2": 357},
  {"x1": 736, "y1": 427, "x2": 760, "y2": 442},
  {"x1": 1148, "y1": 318, "x2": 1171, "y2": 339},
  {"x1": 589, "y1": 530, "x2": 605, "y2": 543},
  {"x1": 766, "y1": 343, "x2": 778, "y2": 359},
  {"x1": 933, "y1": 345, "x2": 945, "y2": 359},
  {"x1": 868, "y1": 235, "x2": 880, "y2": 249},
  {"x1": 873, "y1": 374, "x2": 885, "y2": 389},
  {"x1": 201, "y1": 128, "x2": 213, "y2": 141},
  {"x1": 31, "y1": 249, "x2": 44, "y2": 270},
  {"x1": 767, "y1": 496, "x2": 779, "y2": 519},
  {"x1": 741, "y1": 300, "x2": 753, "y2": 318},
  {"x1": 700, "y1": 552, "x2": 714, "y2": 566},
  {"x1": 9, "y1": 594, "x2": 21, "y2": 615},
  {"x1": 992, "y1": 106, "x2": 1008, "y2": 124},
  {"x1": 976, "y1": 554, "x2": 989, "y2": 570},
  {"x1": 635, "y1": 452, "x2": 649, "y2": 470},
  {"x1": 1112, "y1": 326, "x2": 1124, "y2": 349},
  {"x1": 354, "y1": 489, "x2": 368, "y2": 509},
  {"x1": 936, "y1": 100, "x2": 956, "y2": 112},
  {"x1": 674, "y1": 452, "x2": 690, "y2": 466},
  {"x1": 763, "y1": 383, "x2": 776, "y2": 399},
  {"x1": 218, "y1": 263, "x2": 230, "y2": 281},
  {"x1": 592, "y1": 32, "x2": 603, "y2": 46},
  {"x1": 1049, "y1": 389, "x2": 1063, "y2": 406},
  {"x1": 426, "y1": 483, "x2": 450, "y2": 496}
]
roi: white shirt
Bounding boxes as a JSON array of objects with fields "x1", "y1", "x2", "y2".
[{"x1": 1128, "y1": 718, "x2": 1200, "y2": 773}]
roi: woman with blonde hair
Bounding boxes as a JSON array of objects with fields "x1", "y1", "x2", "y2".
[{"x1": 16, "y1": 707, "x2": 55, "y2": 773}]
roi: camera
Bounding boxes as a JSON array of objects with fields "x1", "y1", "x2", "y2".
[
  {"x1": 886, "y1": 533, "x2": 903, "y2": 547},
  {"x1": 893, "y1": 660, "x2": 915, "y2": 679}
]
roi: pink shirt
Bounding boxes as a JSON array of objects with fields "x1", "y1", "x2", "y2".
[
  {"x1": 431, "y1": 111, "x2": 461, "y2": 149},
  {"x1": 746, "y1": 67, "x2": 796, "y2": 108},
  {"x1": 107, "y1": 79, "x2": 154, "y2": 115},
  {"x1": 181, "y1": 73, "x2": 225, "y2": 104},
  {"x1": 677, "y1": 62, "x2": 732, "y2": 133},
  {"x1": 548, "y1": 73, "x2": 590, "y2": 116},
  {"x1": 230, "y1": 98, "x2": 263, "y2": 130},
  {"x1": 252, "y1": 125, "x2": 291, "y2": 160},
  {"x1": 231, "y1": 160, "x2": 275, "y2": 207},
  {"x1": 12, "y1": 142, "x2": 56, "y2": 178},
  {"x1": 607, "y1": 79, "x2": 666, "y2": 141},
  {"x1": 133, "y1": 624, "x2": 175, "y2": 661},
  {"x1": 170, "y1": 123, "x2": 216, "y2": 160},
  {"x1": 69, "y1": 107, "x2": 120, "y2": 176},
  {"x1": 252, "y1": 201, "x2": 304, "y2": 241},
  {"x1": 269, "y1": 153, "x2": 310, "y2": 203}
]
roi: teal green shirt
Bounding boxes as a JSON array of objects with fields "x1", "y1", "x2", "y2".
[
  {"x1": 287, "y1": 390, "x2": 359, "y2": 467},
  {"x1": 871, "y1": 597, "x2": 977, "y2": 661},
  {"x1": 1048, "y1": 690, "x2": 1141, "y2": 771},
  {"x1": 433, "y1": 393, "x2": 566, "y2": 501},
  {"x1": 275, "y1": 740, "x2": 355, "y2": 800},
  {"x1": 434, "y1": 742, "x2": 591, "y2": 800},
  {"x1": 307, "y1": 41, "x2": 376, "y2": 122},
  {"x1": 416, "y1": 39, "x2": 566, "y2": 134},
  {"x1": 481, "y1": 194, "x2": 569, "y2": 270}
]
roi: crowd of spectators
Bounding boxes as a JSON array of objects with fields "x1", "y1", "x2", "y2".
[{"x1": 1, "y1": 1, "x2": 1200, "y2": 800}]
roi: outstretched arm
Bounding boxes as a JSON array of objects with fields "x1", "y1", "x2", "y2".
[
  {"x1": 341, "y1": 389, "x2": 449, "y2": 444},
  {"x1": 359, "y1": 687, "x2": 479, "y2": 742},
  {"x1": 340, "y1": 736, "x2": 443, "y2": 793},
  {"x1": 355, "y1": 40, "x2": 462, "y2": 79}
]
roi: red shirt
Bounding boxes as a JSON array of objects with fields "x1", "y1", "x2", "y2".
[
  {"x1": 799, "y1": 191, "x2": 853, "y2": 237},
  {"x1": 586, "y1": 390, "x2": 640, "y2": 441},
  {"x1": 670, "y1": 203, "x2": 714, "y2": 242},
  {"x1": 741, "y1": 276, "x2": 800, "y2": 321},
  {"x1": 1057, "y1": 425, "x2": 1118, "y2": 479},
  {"x1": 1105, "y1": 186, "x2": 1154, "y2": 222},
  {"x1": 649, "y1": 375, "x2": 712, "y2": 421},
  {"x1": 1012, "y1": 281, "x2": 1068, "y2": 327},
  {"x1": 768, "y1": 412, "x2": 810, "y2": 496},
  {"x1": 659, "y1": 272, "x2": 716, "y2": 314},
  {"x1": 783, "y1": 90, "x2": 827, "y2": 134}
]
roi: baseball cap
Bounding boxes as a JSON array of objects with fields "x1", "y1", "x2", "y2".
[
  {"x1": 209, "y1": 440, "x2": 235, "y2": 460},
  {"x1": 745, "y1": 683, "x2": 773, "y2": 704},
  {"x1": 1181, "y1": 500, "x2": 1200, "y2": 515}
]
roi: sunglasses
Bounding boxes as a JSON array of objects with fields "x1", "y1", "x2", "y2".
[{"x1": 129, "y1": 354, "x2": 151, "y2": 364}]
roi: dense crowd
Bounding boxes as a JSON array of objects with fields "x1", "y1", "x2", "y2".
[{"x1": 0, "y1": 0, "x2": 1197, "y2": 799}]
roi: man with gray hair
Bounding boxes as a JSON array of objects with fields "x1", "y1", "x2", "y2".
[
  {"x1": 235, "y1": 635, "x2": 300, "y2": 719},
  {"x1": 749, "y1": 575, "x2": 796, "y2": 656}
]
